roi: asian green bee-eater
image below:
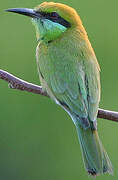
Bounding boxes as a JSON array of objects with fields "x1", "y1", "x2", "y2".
[{"x1": 6, "y1": 2, "x2": 113, "y2": 176}]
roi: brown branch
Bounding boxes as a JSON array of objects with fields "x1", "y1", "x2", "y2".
[
  {"x1": 0, "y1": 69, "x2": 118, "y2": 122},
  {"x1": 0, "y1": 69, "x2": 48, "y2": 97},
  {"x1": 97, "y1": 109, "x2": 118, "y2": 122}
]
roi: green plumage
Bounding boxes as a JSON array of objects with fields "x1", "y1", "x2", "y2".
[
  {"x1": 37, "y1": 30, "x2": 100, "y2": 129},
  {"x1": 7, "y1": 2, "x2": 113, "y2": 176},
  {"x1": 36, "y1": 28, "x2": 113, "y2": 175},
  {"x1": 76, "y1": 122, "x2": 113, "y2": 175}
]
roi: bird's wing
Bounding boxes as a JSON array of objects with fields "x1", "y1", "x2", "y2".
[
  {"x1": 38, "y1": 44, "x2": 100, "y2": 129},
  {"x1": 49, "y1": 57, "x2": 100, "y2": 129}
]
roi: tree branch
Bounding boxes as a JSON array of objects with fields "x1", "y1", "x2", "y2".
[
  {"x1": 0, "y1": 69, "x2": 48, "y2": 97},
  {"x1": 0, "y1": 69, "x2": 118, "y2": 122}
]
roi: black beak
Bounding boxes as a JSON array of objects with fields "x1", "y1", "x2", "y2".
[{"x1": 5, "y1": 8, "x2": 41, "y2": 18}]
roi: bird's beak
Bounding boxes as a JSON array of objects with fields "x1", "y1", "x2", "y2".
[{"x1": 5, "y1": 8, "x2": 41, "y2": 18}]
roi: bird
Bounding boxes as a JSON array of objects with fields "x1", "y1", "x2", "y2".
[{"x1": 6, "y1": 2, "x2": 113, "y2": 176}]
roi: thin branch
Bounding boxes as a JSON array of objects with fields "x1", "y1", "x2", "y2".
[
  {"x1": 97, "y1": 109, "x2": 118, "y2": 122},
  {"x1": 0, "y1": 69, "x2": 118, "y2": 122},
  {"x1": 0, "y1": 69, "x2": 48, "y2": 97}
]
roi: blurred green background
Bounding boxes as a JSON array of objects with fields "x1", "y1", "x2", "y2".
[{"x1": 0, "y1": 0, "x2": 118, "y2": 179}]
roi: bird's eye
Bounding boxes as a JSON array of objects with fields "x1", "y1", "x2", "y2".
[{"x1": 51, "y1": 12, "x2": 59, "y2": 18}]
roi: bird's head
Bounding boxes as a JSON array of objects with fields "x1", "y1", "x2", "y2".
[{"x1": 6, "y1": 2, "x2": 82, "y2": 43}]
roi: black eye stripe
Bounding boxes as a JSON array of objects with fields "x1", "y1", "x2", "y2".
[
  {"x1": 51, "y1": 12, "x2": 59, "y2": 17},
  {"x1": 39, "y1": 11, "x2": 59, "y2": 18},
  {"x1": 38, "y1": 11, "x2": 71, "y2": 28}
]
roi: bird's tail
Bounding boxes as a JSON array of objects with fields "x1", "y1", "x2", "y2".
[{"x1": 76, "y1": 123, "x2": 113, "y2": 176}]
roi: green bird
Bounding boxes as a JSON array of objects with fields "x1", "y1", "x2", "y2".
[{"x1": 6, "y1": 2, "x2": 113, "y2": 176}]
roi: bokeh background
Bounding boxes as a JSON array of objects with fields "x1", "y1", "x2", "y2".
[{"x1": 0, "y1": 0, "x2": 118, "y2": 179}]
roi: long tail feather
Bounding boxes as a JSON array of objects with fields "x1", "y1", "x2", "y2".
[{"x1": 76, "y1": 123, "x2": 113, "y2": 176}]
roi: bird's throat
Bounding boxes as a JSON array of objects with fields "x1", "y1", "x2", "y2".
[{"x1": 32, "y1": 18, "x2": 67, "y2": 43}]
